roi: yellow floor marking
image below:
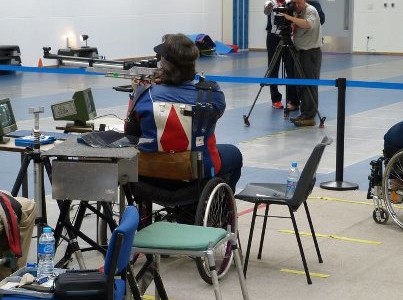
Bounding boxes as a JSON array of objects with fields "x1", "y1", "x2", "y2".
[
  {"x1": 278, "y1": 229, "x2": 382, "y2": 245},
  {"x1": 310, "y1": 195, "x2": 403, "y2": 209},
  {"x1": 309, "y1": 196, "x2": 373, "y2": 206},
  {"x1": 143, "y1": 296, "x2": 174, "y2": 300},
  {"x1": 280, "y1": 268, "x2": 330, "y2": 278}
]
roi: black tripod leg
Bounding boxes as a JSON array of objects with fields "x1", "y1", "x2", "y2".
[
  {"x1": 43, "y1": 157, "x2": 52, "y2": 184},
  {"x1": 11, "y1": 153, "x2": 32, "y2": 197},
  {"x1": 123, "y1": 183, "x2": 135, "y2": 206},
  {"x1": 54, "y1": 200, "x2": 80, "y2": 268},
  {"x1": 288, "y1": 46, "x2": 326, "y2": 127},
  {"x1": 243, "y1": 40, "x2": 285, "y2": 127}
]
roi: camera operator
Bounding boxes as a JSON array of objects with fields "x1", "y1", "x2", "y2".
[
  {"x1": 282, "y1": 0, "x2": 323, "y2": 127},
  {"x1": 264, "y1": 0, "x2": 298, "y2": 110}
]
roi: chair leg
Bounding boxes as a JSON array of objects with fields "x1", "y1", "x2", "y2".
[
  {"x1": 206, "y1": 250, "x2": 222, "y2": 300},
  {"x1": 289, "y1": 208, "x2": 312, "y2": 284},
  {"x1": 231, "y1": 239, "x2": 250, "y2": 300},
  {"x1": 243, "y1": 203, "x2": 259, "y2": 276},
  {"x1": 303, "y1": 201, "x2": 323, "y2": 263},
  {"x1": 258, "y1": 204, "x2": 270, "y2": 259},
  {"x1": 127, "y1": 265, "x2": 143, "y2": 300},
  {"x1": 154, "y1": 254, "x2": 161, "y2": 300}
]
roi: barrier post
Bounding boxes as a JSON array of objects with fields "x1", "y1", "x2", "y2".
[{"x1": 320, "y1": 78, "x2": 359, "y2": 191}]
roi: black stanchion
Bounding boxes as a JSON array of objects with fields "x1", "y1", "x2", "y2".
[{"x1": 320, "y1": 78, "x2": 359, "y2": 191}]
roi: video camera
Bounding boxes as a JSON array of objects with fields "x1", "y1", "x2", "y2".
[
  {"x1": 273, "y1": 2, "x2": 295, "y2": 15},
  {"x1": 273, "y1": 2, "x2": 295, "y2": 29}
]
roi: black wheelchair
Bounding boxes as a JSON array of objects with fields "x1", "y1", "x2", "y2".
[
  {"x1": 367, "y1": 150, "x2": 403, "y2": 228},
  {"x1": 107, "y1": 78, "x2": 238, "y2": 287}
]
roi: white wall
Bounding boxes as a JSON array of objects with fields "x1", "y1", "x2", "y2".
[
  {"x1": 353, "y1": 0, "x2": 403, "y2": 53},
  {"x1": 0, "y1": 0, "x2": 223, "y2": 66},
  {"x1": 222, "y1": 0, "x2": 233, "y2": 44},
  {"x1": 248, "y1": 0, "x2": 267, "y2": 49}
]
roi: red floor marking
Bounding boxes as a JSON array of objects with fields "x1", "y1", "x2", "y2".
[{"x1": 237, "y1": 203, "x2": 266, "y2": 217}]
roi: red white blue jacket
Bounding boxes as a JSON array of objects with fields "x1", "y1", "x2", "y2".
[{"x1": 125, "y1": 80, "x2": 226, "y2": 178}]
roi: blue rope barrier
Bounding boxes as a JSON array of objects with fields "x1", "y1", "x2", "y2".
[
  {"x1": 347, "y1": 80, "x2": 403, "y2": 90},
  {"x1": 0, "y1": 65, "x2": 103, "y2": 75},
  {"x1": 1, "y1": 64, "x2": 403, "y2": 90}
]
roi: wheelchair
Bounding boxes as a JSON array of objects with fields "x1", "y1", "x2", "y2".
[
  {"x1": 129, "y1": 150, "x2": 236, "y2": 285},
  {"x1": 106, "y1": 79, "x2": 238, "y2": 287},
  {"x1": 367, "y1": 150, "x2": 403, "y2": 229}
]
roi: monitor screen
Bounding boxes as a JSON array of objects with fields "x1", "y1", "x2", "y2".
[
  {"x1": 0, "y1": 98, "x2": 18, "y2": 143},
  {"x1": 74, "y1": 88, "x2": 97, "y2": 120},
  {"x1": 51, "y1": 88, "x2": 97, "y2": 128}
]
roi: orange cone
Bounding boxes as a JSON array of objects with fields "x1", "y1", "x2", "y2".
[{"x1": 37, "y1": 58, "x2": 43, "y2": 68}]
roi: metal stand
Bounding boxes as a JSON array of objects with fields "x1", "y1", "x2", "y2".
[
  {"x1": 243, "y1": 28, "x2": 326, "y2": 128},
  {"x1": 320, "y1": 78, "x2": 359, "y2": 191}
]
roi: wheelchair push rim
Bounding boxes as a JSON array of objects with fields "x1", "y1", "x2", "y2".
[
  {"x1": 195, "y1": 178, "x2": 236, "y2": 284},
  {"x1": 383, "y1": 150, "x2": 403, "y2": 229}
]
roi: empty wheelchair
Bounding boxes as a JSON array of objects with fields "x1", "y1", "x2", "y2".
[{"x1": 367, "y1": 150, "x2": 403, "y2": 228}]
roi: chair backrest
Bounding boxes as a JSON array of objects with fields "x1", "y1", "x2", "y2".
[
  {"x1": 288, "y1": 136, "x2": 333, "y2": 210},
  {"x1": 138, "y1": 151, "x2": 202, "y2": 181},
  {"x1": 104, "y1": 205, "x2": 139, "y2": 276}
]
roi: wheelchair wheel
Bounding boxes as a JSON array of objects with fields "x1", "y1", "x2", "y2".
[
  {"x1": 383, "y1": 150, "x2": 403, "y2": 229},
  {"x1": 194, "y1": 178, "x2": 236, "y2": 284},
  {"x1": 372, "y1": 208, "x2": 388, "y2": 224}
]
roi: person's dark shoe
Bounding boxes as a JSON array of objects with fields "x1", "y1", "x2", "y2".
[
  {"x1": 293, "y1": 118, "x2": 316, "y2": 127},
  {"x1": 290, "y1": 115, "x2": 303, "y2": 122}
]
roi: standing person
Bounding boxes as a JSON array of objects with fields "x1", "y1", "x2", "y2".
[
  {"x1": 125, "y1": 33, "x2": 243, "y2": 193},
  {"x1": 308, "y1": 1, "x2": 325, "y2": 26},
  {"x1": 283, "y1": 0, "x2": 323, "y2": 127},
  {"x1": 264, "y1": 0, "x2": 298, "y2": 110}
]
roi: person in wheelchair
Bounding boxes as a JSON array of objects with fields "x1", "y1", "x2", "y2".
[
  {"x1": 0, "y1": 191, "x2": 36, "y2": 280},
  {"x1": 124, "y1": 33, "x2": 243, "y2": 223},
  {"x1": 384, "y1": 121, "x2": 403, "y2": 161},
  {"x1": 384, "y1": 121, "x2": 403, "y2": 196}
]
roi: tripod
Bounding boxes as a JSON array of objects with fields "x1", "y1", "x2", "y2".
[
  {"x1": 243, "y1": 26, "x2": 326, "y2": 128},
  {"x1": 11, "y1": 107, "x2": 52, "y2": 238}
]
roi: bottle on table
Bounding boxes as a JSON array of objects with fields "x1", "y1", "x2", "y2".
[
  {"x1": 37, "y1": 226, "x2": 55, "y2": 278},
  {"x1": 285, "y1": 162, "x2": 299, "y2": 198}
]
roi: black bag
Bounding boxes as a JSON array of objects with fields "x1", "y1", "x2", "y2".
[
  {"x1": 54, "y1": 271, "x2": 108, "y2": 300},
  {"x1": 195, "y1": 34, "x2": 216, "y2": 56}
]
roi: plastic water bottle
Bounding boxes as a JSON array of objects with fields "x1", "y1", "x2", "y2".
[
  {"x1": 285, "y1": 162, "x2": 300, "y2": 198},
  {"x1": 37, "y1": 227, "x2": 55, "y2": 278}
]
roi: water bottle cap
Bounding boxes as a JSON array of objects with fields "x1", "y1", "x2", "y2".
[
  {"x1": 291, "y1": 162, "x2": 297, "y2": 168},
  {"x1": 43, "y1": 227, "x2": 52, "y2": 233}
]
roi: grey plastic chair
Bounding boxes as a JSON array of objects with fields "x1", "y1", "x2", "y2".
[{"x1": 235, "y1": 136, "x2": 332, "y2": 284}]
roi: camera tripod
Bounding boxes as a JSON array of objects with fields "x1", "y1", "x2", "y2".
[{"x1": 243, "y1": 27, "x2": 326, "y2": 128}]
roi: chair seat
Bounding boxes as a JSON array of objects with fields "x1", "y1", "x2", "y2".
[
  {"x1": 236, "y1": 183, "x2": 287, "y2": 205},
  {"x1": 133, "y1": 222, "x2": 227, "y2": 251}
]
